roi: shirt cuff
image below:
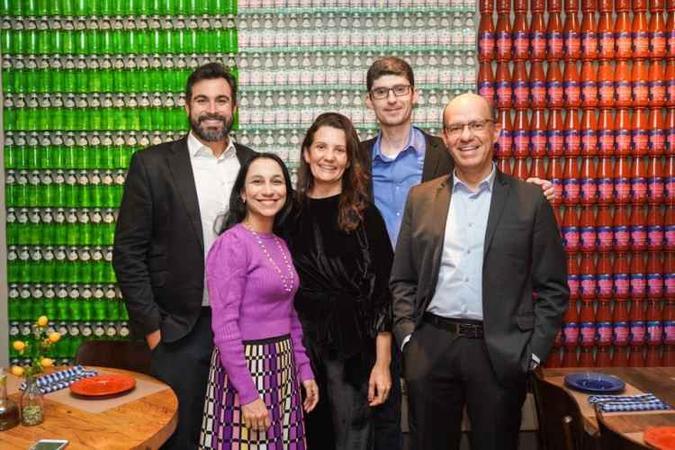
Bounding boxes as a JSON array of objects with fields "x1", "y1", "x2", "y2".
[
  {"x1": 529, "y1": 353, "x2": 541, "y2": 370},
  {"x1": 401, "y1": 334, "x2": 412, "y2": 352}
]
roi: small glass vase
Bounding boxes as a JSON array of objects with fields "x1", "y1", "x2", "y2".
[{"x1": 20, "y1": 376, "x2": 44, "y2": 426}]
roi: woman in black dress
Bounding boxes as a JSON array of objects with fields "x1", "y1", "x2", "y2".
[{"x1": 285, "y1": 112, "x2": 394, "y2": 450}]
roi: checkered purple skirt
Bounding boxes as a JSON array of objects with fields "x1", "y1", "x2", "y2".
[{"x1": 199, "y1": 334, "x2": 307, "y2": 450}]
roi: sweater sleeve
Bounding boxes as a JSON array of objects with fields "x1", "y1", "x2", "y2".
[{"x1": 206, "y1": 231, "x2": 260, "y2": 405}]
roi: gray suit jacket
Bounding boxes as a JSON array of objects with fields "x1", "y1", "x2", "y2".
[{"x1": 390, "y1": 170, "x2": 569, "y2": 384}]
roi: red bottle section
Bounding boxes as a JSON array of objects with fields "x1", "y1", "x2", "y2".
[{"x1": 477, "y1": 0, "x2": 672, "y2": 367}]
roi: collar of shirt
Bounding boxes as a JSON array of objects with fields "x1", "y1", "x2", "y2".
[
  {"x1": 372, "y1": 126, "x2": 426, "y2": 162},
  {"x1": 452, "y1": 162, "x2": 497, "y2": 195},
  {"x1": 187, "y1": 131, "x2": 237, "y2": 160}
]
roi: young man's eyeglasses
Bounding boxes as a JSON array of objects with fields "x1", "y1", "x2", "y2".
[
  {"x1": 369, "y1": 84, "x2": 412, "y2": 100},
  {"x1": 444, "y1": 119, "x2": 494, "y2": 137}
]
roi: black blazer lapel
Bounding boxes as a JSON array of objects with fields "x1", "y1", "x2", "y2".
[
  {"x1": 483, "y1": 171, "x2": 511, "y2": 257},
  {"x1": 166, "y1": 139, "x2": 204, "y2": 252},
  {"x1": 428, "y1": 177, "x2": 452, "y2": 295},
  {"x1": 421, "y1": 133, "x2": 444, "y2": 181}
]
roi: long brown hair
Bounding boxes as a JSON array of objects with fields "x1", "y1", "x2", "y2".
[{"x1": 296, "y1": 112, "x2": 369, "y2": 233}]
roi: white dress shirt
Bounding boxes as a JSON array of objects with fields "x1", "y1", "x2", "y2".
[{"x1": 187, "y1": 132, "x2": 240, "y2": 306}]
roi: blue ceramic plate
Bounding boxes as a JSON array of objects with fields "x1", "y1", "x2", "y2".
[{"x1": 564, "y1": 372, "x2": 626, "y2": 394}]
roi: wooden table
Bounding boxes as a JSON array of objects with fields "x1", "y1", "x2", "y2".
[
  {"x1": 543, "y1": 366, "x2": 675, "y2": 446},
  {"x1": 0, "y1": 367, "x2": 178, "y2": 450}
]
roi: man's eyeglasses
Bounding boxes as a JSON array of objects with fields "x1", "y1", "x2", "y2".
[
  {"x1": 443, "y1": 119, "x2": 494, "y2": 137},
  {"x1": 369, "y1": 84, "x2": 412, "y2": 100}
]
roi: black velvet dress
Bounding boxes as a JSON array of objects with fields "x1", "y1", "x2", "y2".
[{"x1": 285, "y1": 194, "x2": 394, "y2": 449}]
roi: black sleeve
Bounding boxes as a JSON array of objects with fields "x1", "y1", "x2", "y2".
[{"x1": 364, "y1": 204, "x2": 395, "y2": 333}]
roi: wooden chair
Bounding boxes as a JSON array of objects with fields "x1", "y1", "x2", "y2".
[
  {"x1": 531, "y1": 369, "x2": 596, "y2": 450},
  {"x1": 594, "y1": 405, "x2": 648, "y2": 450},
  {"x1": 75, "y1": 340, "x2": 153, "y2": 376}
]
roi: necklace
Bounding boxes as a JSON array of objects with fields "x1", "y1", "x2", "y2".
[{"x1": 244, "y1": 224, "x2": 295, "y2": 293}]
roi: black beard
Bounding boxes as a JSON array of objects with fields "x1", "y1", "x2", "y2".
[{"x1": 190, "y1": 113, "x2": 233, "y2": 142}]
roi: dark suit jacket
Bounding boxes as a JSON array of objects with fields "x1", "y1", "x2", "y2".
[
  {"x1": 359, "y1": 130, "x2": 454, "y2": 197},
  {"x1": 112, "y1": 137, "x2": 256, "y2": 343},
  {"x1": 390, "y1": 170, "x2": 569, "y2": 385}
]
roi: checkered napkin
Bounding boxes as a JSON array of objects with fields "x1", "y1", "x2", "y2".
[
  {"x1": 19, "y1": 365, "x2": 99, "y2": 394},
  {"x1": 588, "y1": 393, "x2": 672, "y2": 413}
]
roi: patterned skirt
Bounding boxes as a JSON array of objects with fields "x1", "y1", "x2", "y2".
[{"x1": 199, "y1": 334, "x2": 307, "y2": 450}]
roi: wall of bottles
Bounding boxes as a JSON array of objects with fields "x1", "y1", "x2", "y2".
[
  {"x1": 478, "y1": 0, "x2": 674, "y2": 367},
  {"x1": 2, "y1": 0, "x2": 238, "y2": 365}
]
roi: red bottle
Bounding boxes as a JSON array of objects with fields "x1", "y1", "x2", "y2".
[
  {"x1": 631, "y1": 109, "x2": 650, "y2": 157},
  {"x1": 497, "y1": 0, "x2": 511, "y2": 13},
  {"x1": 580, "y1": 61, "x2": 598, "y2": 107},
  {"x1": 495, "y1": 13, "x2": 512, "y2": 61},
  {"x1": 530, "y1": 109, "x2": 547, "y2": 157},
  {"x1": 478, "y1": 14, "x2": 496, "y2": 62},
  {"x1": 580, "y1": 8, "x2": 597, "y2": 60},
  {"x1": 597, "y1": 252, "x2": 614, "y2": 298},
  {"x1": 579, "y1": 298, "x2": 596, "y2": 348},
  {"x1": 580, "y1": 158, "x2": 598, "y2": 204},
  {"x1": 546, "y1": 61, "x2": 564, "y2": 108},
  {"x1": 647, "y1": 154, "x2": 665, "y2": 201},
  {"x1": 647, "y1": 205, "x2": 665, "y2": 251},
  {"x1": 613, "y1": 252, "x2": 631, "y2": 300},
  {"x1": 597, "y1": 10, "x2": 615, "y2": 59},
  {"x1": 668, "y1": 112, "x2": 675, "y2": 167},
  {"x1": 495, "y1": 109, "x2": 513, "y2": 158},
  {"x1": 480, "y1": 0, "x2": 495, "y2": 12},
  {"x1": 563, "y1": 8, "x2": 581, "y2": 60},
  {"x1": 478, "y1": 62, "x2": 495, "y2": 106},
  {"x1": 664, "y1": 299, "x2": 674, "y2": 349},
  {"x1": 563, "y1": 157, "x2": 581, "y2": 205},
  {"x1": 579, "y1": 207, "x2": 597, "y2": 252},
  {"x1": 497, "y1": 158, "x2": 512, "y2": 175},
  {"x1": 631, "y1": 299, "x2": 647, "y2": 345},
  {"x1": 648, "y1": 108, "x2": 666, "y2": 155},
  {"x1": 547, "y1": 10, "x2": 564, "y2": 60},
  {"x1": 529, "y1": 61, "x2": 547, "y2": 108},
  {"x1": 631, "y1": 156, "x2": 649, "y2": 204},
  {"x1": 530, "y1": 11, "x2": 547, "y2": 60},
  {"x1": 596, "y1": 299, "x2": 613, "y2": 353},
  {"x1": 649, "y1": 4, "x2": 667, "y2": 59},
  {"x1": 514, "y1": 159, "x2": 529, "y2": 180},
  {"x1": 668, "y1": 250, "x2": 675, "y2": 299},
  {"x1": 630, "y1": 251, "x2": 648, "y2": 300},
  {"x1": 614, "y1": 205, "x2": 632, "y2": 251},
  {"x1": 513, "y1": 13, "x2": 530, "y2": 60},
  {"x1": 614, "y1": 157, "x2": 632, "y2": 204},
  {"x1": 563, "y1": 109, "x2": 581, "y2": 156},
  {"x1": 667, "y1": 199, "x2": 675, "y2": 250},
  {"x1": 646, "y1": 299, "x2": 664, "y2": 348},
  {"x1": 580, "y1": 108, "x2": 598, "y2": 156},
  {"x1": 562, "y1": 300, "x2": 580, "y2": 366},
  {"x1": 614, "y1": 9, "x2": 633, "y2": 60},
  {"x1": 667, "y1": 5, "x2": 675, "y2": 62},
  {"x1": 513, "y1": 110, "x2": 530, "y2": 158},
  {"x1": 632, "y1": 60, "x2": 650, "y2": 108},
  {"x1": 512, "y1": 61, "x2": 529, "y2": 109},
  {"x1": 648, "y1": 61, "x2": 666, "y2": 108},
  {"x1": 615, "y1": 60, "x2": 633, "y2": 108},
  {"x1": 530, "y1": 158, "x2": 548, "y2": 179},
  {"x1": 633, "y1": 10, "x2": 650, "y2": 58},
  {"x1": 613, "y1": 299, "x2": 631, "y2": 367},
  {"x1": 568, "y1": 255, "x2": 581, "y2": 300},
  {"x1": 614, "y1": 109, "x2": 632, "y2": 157},
  {"x1": 597, "y1": 206, "x2": 614, "y2": 252},
  {"x1": 595, "y1": 345, "x2": 612, "y2": 367},
  {"x1": 495, "y1": 62, "x2": 513, "y2": 109},
  {"x1": 547, "y1": 157, "x2": 565, "y2": 203},
  {"x1": 666, "y1": 60, "x2": 675, "y2": 107},
  {"x1": 562, "y1": 206, "x2": 580, "y2": 251},
  {"x1": 563, "y1": 62, "x2": 581, "y2": 108},
  {"x1": 646, "y1": 251, "x2": 664, "y2": 297},
  {"x1": 598, "y1": 109, "x2": 615, "y2": 157},
  {"x1": 547, "y1": 109, "x2": 565, "y2": 157},
  {"x1": 597, "y1": 61, "x2": 615, "y2": 108},
  {"x1": 514, "y1": 0, "x2": 529, "y2": 11},
  {"x1": 532, "y1": 0, "x2": 546, "y2": 12},
  {"x1": 597, "y1": 157, "x2": 615, "y2": 203}
]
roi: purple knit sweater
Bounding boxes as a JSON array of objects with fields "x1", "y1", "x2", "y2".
[{"x1": 206, "y1": 223, "x2": 314, "y2": 405}]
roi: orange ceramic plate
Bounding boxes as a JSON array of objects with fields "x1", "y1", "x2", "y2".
[
  {"x1": 644, "y1": 426, "x2": 675, "y2": 450},
  {"x1": 70, "y1": 374, "x2": 136, "y2": 397}
]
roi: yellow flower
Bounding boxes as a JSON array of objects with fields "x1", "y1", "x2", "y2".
[
  {"x1": 12, "y1": 340, "x2": 26, "y2": 351},
  {"x1": 48, "y1": 332, "x2": 61, "y2": 343},
  {"x1": 37, "y1": 316, "x2": 49, "y2": 327},
  {"x1": 40, "y1": 358, "x2": 54, "y2": 368},
  {"x1": 10, "y1": 366, "x2": 24, "y2": 377}
]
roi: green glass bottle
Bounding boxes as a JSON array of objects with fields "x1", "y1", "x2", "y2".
[
  {"x1": 27, "y1": 209, "x2": 42, "y2": 245},
  {"x1": 65, "y1": 209, "x2": 79, "y2": 246},
  {"x1": 18, "y1": 247, "x2": 32, "y2": 283},
  {"x1": 6, "y1": 209, "x2": 18, "y2": 245},
  {"x1": 40, "y1": 209, "x2": 56, "y2": 245},
  {"x1": 42, "y1": 248, "x2": 56, "y2": 284},
  {"x1": 53, "y1": 209, "x2": 67, "y2": 247}
]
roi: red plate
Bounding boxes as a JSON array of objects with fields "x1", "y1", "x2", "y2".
[
  {"x1": 644, "y1": 426, "x2": 675, "y2": 450},
  {"x1": 70, "y1": 374, "x2": 136, "y2": 397}
]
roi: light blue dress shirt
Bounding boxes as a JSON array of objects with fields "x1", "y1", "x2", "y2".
[
  {"x1": 427, "y1": 164, "x2": 497, "y2": 321},
  {"x1": 371, "y1": 127, "x2": 426, "y2": 245}
]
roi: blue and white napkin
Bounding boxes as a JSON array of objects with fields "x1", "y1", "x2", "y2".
[
  {"x1": 20, "y1": 365, "x2": 99, "y2": 394},
  {"x1": 588, "y1": 393, "x2": 672, "y2": 412}
]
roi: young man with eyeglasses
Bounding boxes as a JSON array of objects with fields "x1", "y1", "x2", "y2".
[{"x1": 359, "y1": 57, "x2": 555, "y2": 450}]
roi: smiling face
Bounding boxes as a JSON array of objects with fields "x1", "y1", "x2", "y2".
[
  {"x1": 365, "y1": 74, "x2": 418, "y2": 128},
  {"x1": 442, "y1": 94, "x2": 499, "y2": 180},
  {"x1": 303, "y1": 125, "x2": 349, "y2": 195},
  {"x1": 185, "y1": 78, "x2": 236, "y2": 143},
  {"x1": 241, "y1": 158, "x2": 287, "y2": 223}
]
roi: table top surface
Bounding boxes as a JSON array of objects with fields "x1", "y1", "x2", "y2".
[
  {"x1": 543, "y1": 366, "x2": 675, "y2": 447},
  {"x1": 0, "y1": 366, "x2": 178, "y2": 450}
]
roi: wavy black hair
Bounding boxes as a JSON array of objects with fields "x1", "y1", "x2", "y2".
[{"x1": 219, "y1": 153, "x2": 294, "y2": 234}]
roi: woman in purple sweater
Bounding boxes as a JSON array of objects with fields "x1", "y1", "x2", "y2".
[{"x1": 199, "y1": 153, "x2": 319, "y2": 449}]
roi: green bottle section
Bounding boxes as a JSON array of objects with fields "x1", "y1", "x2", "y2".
[{"x1": 2, "y1": 0, "x2": 238, "y2": 364}]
